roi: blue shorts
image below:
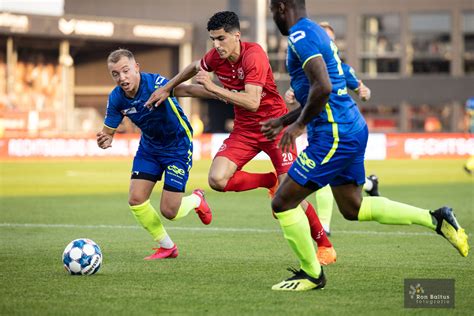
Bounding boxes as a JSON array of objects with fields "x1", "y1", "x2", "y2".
[
  {"x1": 132, "y1": 144, "x2": 193, "y2": 192},
  {"x1": 288, "y1": 125, "x2": 368, "y2": 190}
]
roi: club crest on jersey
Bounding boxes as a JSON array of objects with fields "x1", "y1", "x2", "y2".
[
  {"x1": 237, "y1": 67, "x2": 244, "y2": 80},
  {"x1": 121, "y1": 107, "x2": 138, "y2": 115}
]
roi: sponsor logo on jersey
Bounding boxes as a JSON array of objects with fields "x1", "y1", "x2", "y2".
[
  {"x1": 337, "y1": 87, "x2": 348, "y2": 96},
  {"x1": 121, "y1": 107, "x2": 138, "y2": 115},
  {"x1": 217, "y1": 75, "x2": 231, "y2": 81},
  {"x1": 296, "y1": 151, "x2": 316, "y2": 170},
  {"x1": 167, "y1": 165, "x2": 185, "y2": 176}
]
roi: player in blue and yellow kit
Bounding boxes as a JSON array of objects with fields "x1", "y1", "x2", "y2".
[
  {"x1": 97, "y1": 49, "x2": 213, "y2": 260},
  {"x1": 263, "y1": 0, "x2": 469, "y2": 291},
  {"x1": 284, "y1": 21, "x2": 379, "y2": 235}
]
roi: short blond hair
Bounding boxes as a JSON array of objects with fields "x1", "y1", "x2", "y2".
[
  {"x1": 107, "y1": 48, "x2": 134, "y2": 64},
  {"x1": 319, "y1": 21, "x2": 334, "y2": 34}
]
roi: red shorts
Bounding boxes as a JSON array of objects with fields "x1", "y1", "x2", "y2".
[{"x1": 214, "y1": 130, "x2": 297, "y2": 175}]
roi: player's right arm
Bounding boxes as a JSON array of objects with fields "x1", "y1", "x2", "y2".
[
  {"x1": 96, "y1": 126, "x2": 115, "y2": 149},
  {"x1": 97, "y1": 94, "x2": 122, "y2": 149},
  {"x1": 195, "y1": 69, "x2": 262, "y2": 112},
  {"x1": 144, "y1": 61, "x2": 201, "y2": 109},
  {"x1": 278, "y1": 56, "x2": 331, "y2": 152}
]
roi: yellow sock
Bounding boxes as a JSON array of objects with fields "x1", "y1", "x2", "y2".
[
  {"x1": 315, "y1": 185, "x2": 334, "y2": 231},
  {"x1": 172, "y1": 193, "x2": 201, "y2": 221},
  {"x1": 466, "y1": 157, "x2": 474, "y2": 171},
  {"x1": 275, "y1": 205, "x2": 321, "y2": 278},
  {"x1": 359, "y1": 197, "x2": 435, "y2": 229},
  {"x1": 129, "y1": 199, "x2": 167, "y2": 241}
]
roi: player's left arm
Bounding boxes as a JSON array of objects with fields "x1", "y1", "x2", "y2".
[
  {"x1": 260, "y1": 106, "x2": 302, "y2": 140},
  {"x1": 195, "y1": 69, "x2": 261, "y2": 112},
  {"x1": 356, "y1": 80, "x2": 371, "y2": 102},
  {"x1": 344, "y1": 63, "x2": 371, "y2": 102}
]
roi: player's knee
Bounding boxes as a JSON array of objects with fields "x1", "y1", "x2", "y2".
[
  {"x1": 339, "y1": 207, "x2": 359, "y2": 221},
  {"x1": 128, "y1": 196, "x2": 146, "y2": 206},
  {"x1": 160, "y1": 207, "x2": 177, "y2": 220},
  {"x1": 271, "y1": 195, "x2": 287, "y2": 213},
  {"x1": 208, "y1": 174, "x2": 226, "y2": 191}
]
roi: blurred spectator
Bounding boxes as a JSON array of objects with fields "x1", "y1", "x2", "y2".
[
  {"x1": 424, "y1": 116, "x2": 442, "y2": 132},
  {"x1": 0, "y1": 53, "x2": 7, "y2": 111},
  {"x1": 191, "y1": 113, "x2": 204, "y2": 137},
  {"x1": 10, "y1": 53, "x2": 62, "y2": 111},
  {"x1": 377, "y1": 36, "x2": 389, "y2": 54},
  {"x1": 466, "y1": 97, "x2": 474, "y2": 133}
]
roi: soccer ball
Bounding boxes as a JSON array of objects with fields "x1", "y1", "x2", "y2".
[{"x1": 62, "y1": 238, "x2": 102, "y2": 275}]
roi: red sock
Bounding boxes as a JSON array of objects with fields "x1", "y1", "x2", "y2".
[
  {"x1": 223, "y1": 171, "x2": 277, "y2": 192},
  {"x1": 304, "y1": 202, "x2": 332, "y2": 248}
]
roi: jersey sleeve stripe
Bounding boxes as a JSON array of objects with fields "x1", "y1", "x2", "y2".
[
  {"x1": 201, "y1": 59, "x2": 209, "y2": 71},
  {"x1": 103, "y1": 123, "x2": 117, "y2": 130},
  {"x1": 287, "y1": 40, "x2": 302, "y2": 62},
  {"x1": 167, "y1": 97, "x2": 193, "y2": 141},
  {"x1": 302, "y1": 54, "x2": 322, "y2": 69},
  {"x1": 321, "y1": 103, "x2": 339, "y2": 164}
]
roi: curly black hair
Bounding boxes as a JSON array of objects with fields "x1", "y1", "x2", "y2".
[{"x1": 207, "y1": 11, "x2": 240, "y2": 32}]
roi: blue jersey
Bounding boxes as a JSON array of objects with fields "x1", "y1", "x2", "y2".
[
  {"x1": 286, "y1": 18, "x2": 365, "y2": 136},
  {"x1": 342, "y1": 63, "x2": 359, "y2": 91},
  {"x1": 105, "y1": 72, "x2": 193, "y2": 156}
]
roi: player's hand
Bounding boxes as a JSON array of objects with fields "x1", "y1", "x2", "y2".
[
  {"x1": 284, "y1": 88, "x2": 296, "y2": 104},
  {"x1": 260, "y1": 118, "x2": 283, "y2": 140},
  {"x1": 96, "y1": 131, "x2": 112, "y2": 149},
  {"x1": 279, "y1": 121, "x2": 304, "y2": 153},
  {"x1": 195, "y1": 70, "x2": 215, "y2": 91},
  {"x1": 144, "y1": 87, "x2": 170, "y2": 109},
  {"x1": 358, "y1": 80, "x2": 371, "y2": 102}
]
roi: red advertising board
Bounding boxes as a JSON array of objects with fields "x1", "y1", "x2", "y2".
[
  {"x1": 386, "y1": 133, "x2": 473, "y2": 159},
  {"x1": 0, "y1": 133, "x2": 472, "y2": 160}
]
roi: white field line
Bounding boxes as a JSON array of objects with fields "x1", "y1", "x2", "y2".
[{"x1": 0, "y1": 222, "x2": 448, "y2": 237}]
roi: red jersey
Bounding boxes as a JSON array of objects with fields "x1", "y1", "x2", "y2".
[{"x1": 200, "y1": 42, "x2": 287, "y2": 134}]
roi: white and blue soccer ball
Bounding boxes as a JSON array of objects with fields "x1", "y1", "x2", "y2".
[{"x1": 62, "y1": 238, "x2": 102, "y2": 275}]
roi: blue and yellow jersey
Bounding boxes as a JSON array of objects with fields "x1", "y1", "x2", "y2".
[
  {"x1": 104, "y1": 72, "x2": 193, "y2": 156},
  {"x1": 342, "y1": 63, "x2": 359, "y2": 91},
  {"x1": 286, "y1": 18, "x2": 365, "y2": 136}
]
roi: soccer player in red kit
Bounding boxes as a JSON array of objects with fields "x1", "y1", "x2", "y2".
[{"x1": 145, "y1": 11, "x2": 335, "y2": 265}]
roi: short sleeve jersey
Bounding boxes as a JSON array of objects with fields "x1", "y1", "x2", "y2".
[
  {"x1": 105, "y1": 72, "x2": 193, "y2": 156},
  {"x1": 200, "y1": 42, "x2": 287, "y2": 133},
  {"x1": 342, "y1": 63, "x2": 359, "y2": 91},
  {"x1": 286, "y1": 18, "x2": 365, "y2": 135}
]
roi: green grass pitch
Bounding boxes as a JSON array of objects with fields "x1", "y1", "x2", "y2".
[{"x1": 1, "y1": 159, "x2": 473, "y2": 315}]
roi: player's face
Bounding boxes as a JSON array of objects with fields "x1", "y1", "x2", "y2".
[
  {"x1": 269, "y1": 1, "x2": 289, "y2": 36},
  {"x1": 209, "y1": 28, "x2": 241, "y2": 60},
  {"x1": 108, "y1": 56, "x2": 140, "y2": 97}
]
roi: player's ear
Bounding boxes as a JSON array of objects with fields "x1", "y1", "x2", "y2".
[
  {"x1": 135, "y1": 62, "x2": 140, "y2": 72},
  {"x1": 234, "y1": 30, "x2": 241, "y2": 42},
  {"x1": 277, "y1": 1, "x2": 285, "y2": 13}
]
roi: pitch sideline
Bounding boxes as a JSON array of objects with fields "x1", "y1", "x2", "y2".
[{"x1": 0, "y1": 222, "x2": 450, "y2": 237}]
